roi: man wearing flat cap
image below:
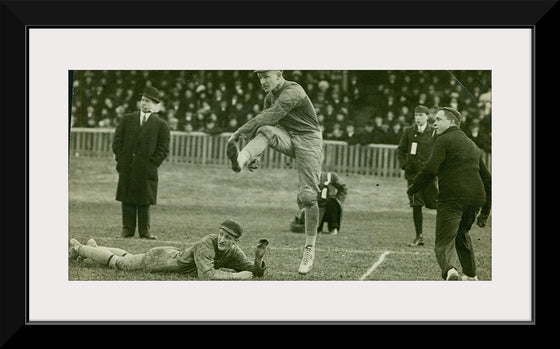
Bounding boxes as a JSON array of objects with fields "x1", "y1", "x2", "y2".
[
  {"x1": 68, "y1": 218, "x2": 269, "y2": 280},
  {"x1": 226, "y1": 70, "x2": 323, "y2": 275},
  {"x1": 112, "y1": 86, "x2": 170, "y2": 240},
  {"x1": 408, "y1": 107, "x2": 491, "y2": 281},
  {"x1": 398, "y1": 105, "x2": 438, "y2": 247}
]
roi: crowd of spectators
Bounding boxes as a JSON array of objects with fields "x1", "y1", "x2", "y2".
[{"x1": 71, "y1": 69, "x2": 491, "y2": 153}]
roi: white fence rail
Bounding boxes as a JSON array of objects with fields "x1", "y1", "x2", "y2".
[{"x1": 69, "y1": 128, "x2": 491, "y2": 178}]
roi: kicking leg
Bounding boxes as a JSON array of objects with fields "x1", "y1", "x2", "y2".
[
  {"x1": 236, "y1": 134, "x2": 269, "y2": 170},
  {"x1": 228, "y1": 126, "x2": 293, "y2": 172}
]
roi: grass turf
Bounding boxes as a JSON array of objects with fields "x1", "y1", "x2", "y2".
[{"x1": 69, "y1": 157, "x2": 492, "y2": 281}]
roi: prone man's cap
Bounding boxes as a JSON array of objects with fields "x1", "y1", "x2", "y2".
[{"x1": 220, "y1": 218, "x2": 243, "y2": 239}]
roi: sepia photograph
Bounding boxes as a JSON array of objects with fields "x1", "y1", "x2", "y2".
[{"x1": 68, "y1": 69, "x2": 492, "y2": 282}]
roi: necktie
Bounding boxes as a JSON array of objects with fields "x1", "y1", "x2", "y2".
[{"x1": 141, "y1": 114, "x2": 147, "y2": 126}]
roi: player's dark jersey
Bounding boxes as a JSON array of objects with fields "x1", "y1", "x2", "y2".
[
  {"x1": 176, "y1": 233, "x2": 264, "y2": 279},
  {"x1": 236, "y1": 80, "x2": 320, "y2": 140}
]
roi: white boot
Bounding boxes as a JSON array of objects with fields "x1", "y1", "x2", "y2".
[
  {"x1": 461, "y1": 275, "x2": 479, "y2": 281},
  {"x1": 68, "y1": 238, "x2": 82, "y2": 260},
  {"x1": 298, "y1": 245, "x2": 315, "y2": 275},
  {"x1": 446, "y1": 268, "x2": 460, "y2": 281}
]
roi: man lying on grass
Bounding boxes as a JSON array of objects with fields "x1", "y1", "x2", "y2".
[{"x1": 68, "y1": 218, "x2": 268, "y2": 280}]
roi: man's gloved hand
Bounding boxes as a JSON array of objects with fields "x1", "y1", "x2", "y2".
[
  {"x1": 247, "y1": 158, "x2": 260, "y2": 172},
  {"x1": 255, "y1": 239, "x2": 269, "y2": 259},
  {"x1": 476, "y1": 213, "x2": 489, "y2": 227}
]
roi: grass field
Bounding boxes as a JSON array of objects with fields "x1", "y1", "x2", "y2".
[{"x1": 68, "y1": 157, "x2": 492, "y2": 281}]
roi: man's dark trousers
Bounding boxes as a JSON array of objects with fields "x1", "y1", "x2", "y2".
[
  {"x1": 122, "y1": 202, "x2": 151, "y2": 238},
  {"x1": 435, "y1": 201, "x2": 479, "y2": 279}
]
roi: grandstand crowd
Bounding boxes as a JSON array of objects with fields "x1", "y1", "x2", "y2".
[{"x1": 71, "y1": 70, "x2": 491, "y2": 153}]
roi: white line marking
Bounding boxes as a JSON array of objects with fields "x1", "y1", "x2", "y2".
[
  {"x1": 97, "y1": 236, "x2": 431, "y2": 256},
  {"x1": 95, "y1": 237, "x2": 432, "y2": 256},
  {"x1": 271, "y1": 246, "x2": 428, "y2": 256},
  {"x1": 359, "y1": 251, "x2": 391, "y2": 281}
]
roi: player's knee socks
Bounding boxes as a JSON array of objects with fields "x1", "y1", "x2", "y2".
[
  {"x1": 78, "y1": 245, "x2": 116, "y2": 267},
  {"x1": 413, "y1": 206, "x2": 423, "y2": 236},
  {"x1": 304, "y1": 205, "x2": 319, "y2": 247},
  {"x1": 238, "y1": 134, "x2": 268, "y2": 168}
]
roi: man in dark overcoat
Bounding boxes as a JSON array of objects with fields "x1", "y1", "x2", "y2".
[
  {"x1": 397, "y1": 105, "x2": 438, "y2": 247},
  {"x1": 408, "y1": 107, "x2": 491, "y2": 281},
  {"x1": 112, "y1": 86, "x2": 170, "y2": 239}
]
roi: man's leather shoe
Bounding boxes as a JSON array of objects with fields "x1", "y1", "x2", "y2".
[
  {"x1": 140, "y1": 234, "x2": 157, "y2": 240},
  {"x1": 407, "y1": 235, "x2": 424, "y2": 247},
  {"x1": 121, "y1": 230, "x2": 134, "y2": 238},
  {"x1": 446, "y1": 268, "x2": 460, "y2": 281},
  {"x1": 227, "y1": 141, "x2": 241, "y2": 173}
]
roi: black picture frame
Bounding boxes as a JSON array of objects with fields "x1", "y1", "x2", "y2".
[{"x1": 1, "y1": 0, "x2": 548, "y2": 344}]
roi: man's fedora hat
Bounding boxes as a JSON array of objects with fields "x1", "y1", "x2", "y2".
[{"x1": 141, "y1": 86, "x2": 162, "y2": 103}]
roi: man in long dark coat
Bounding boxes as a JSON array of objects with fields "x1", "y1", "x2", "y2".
[{"x1": 112, "y1": 86, "x2": 170, "y2": 239}]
